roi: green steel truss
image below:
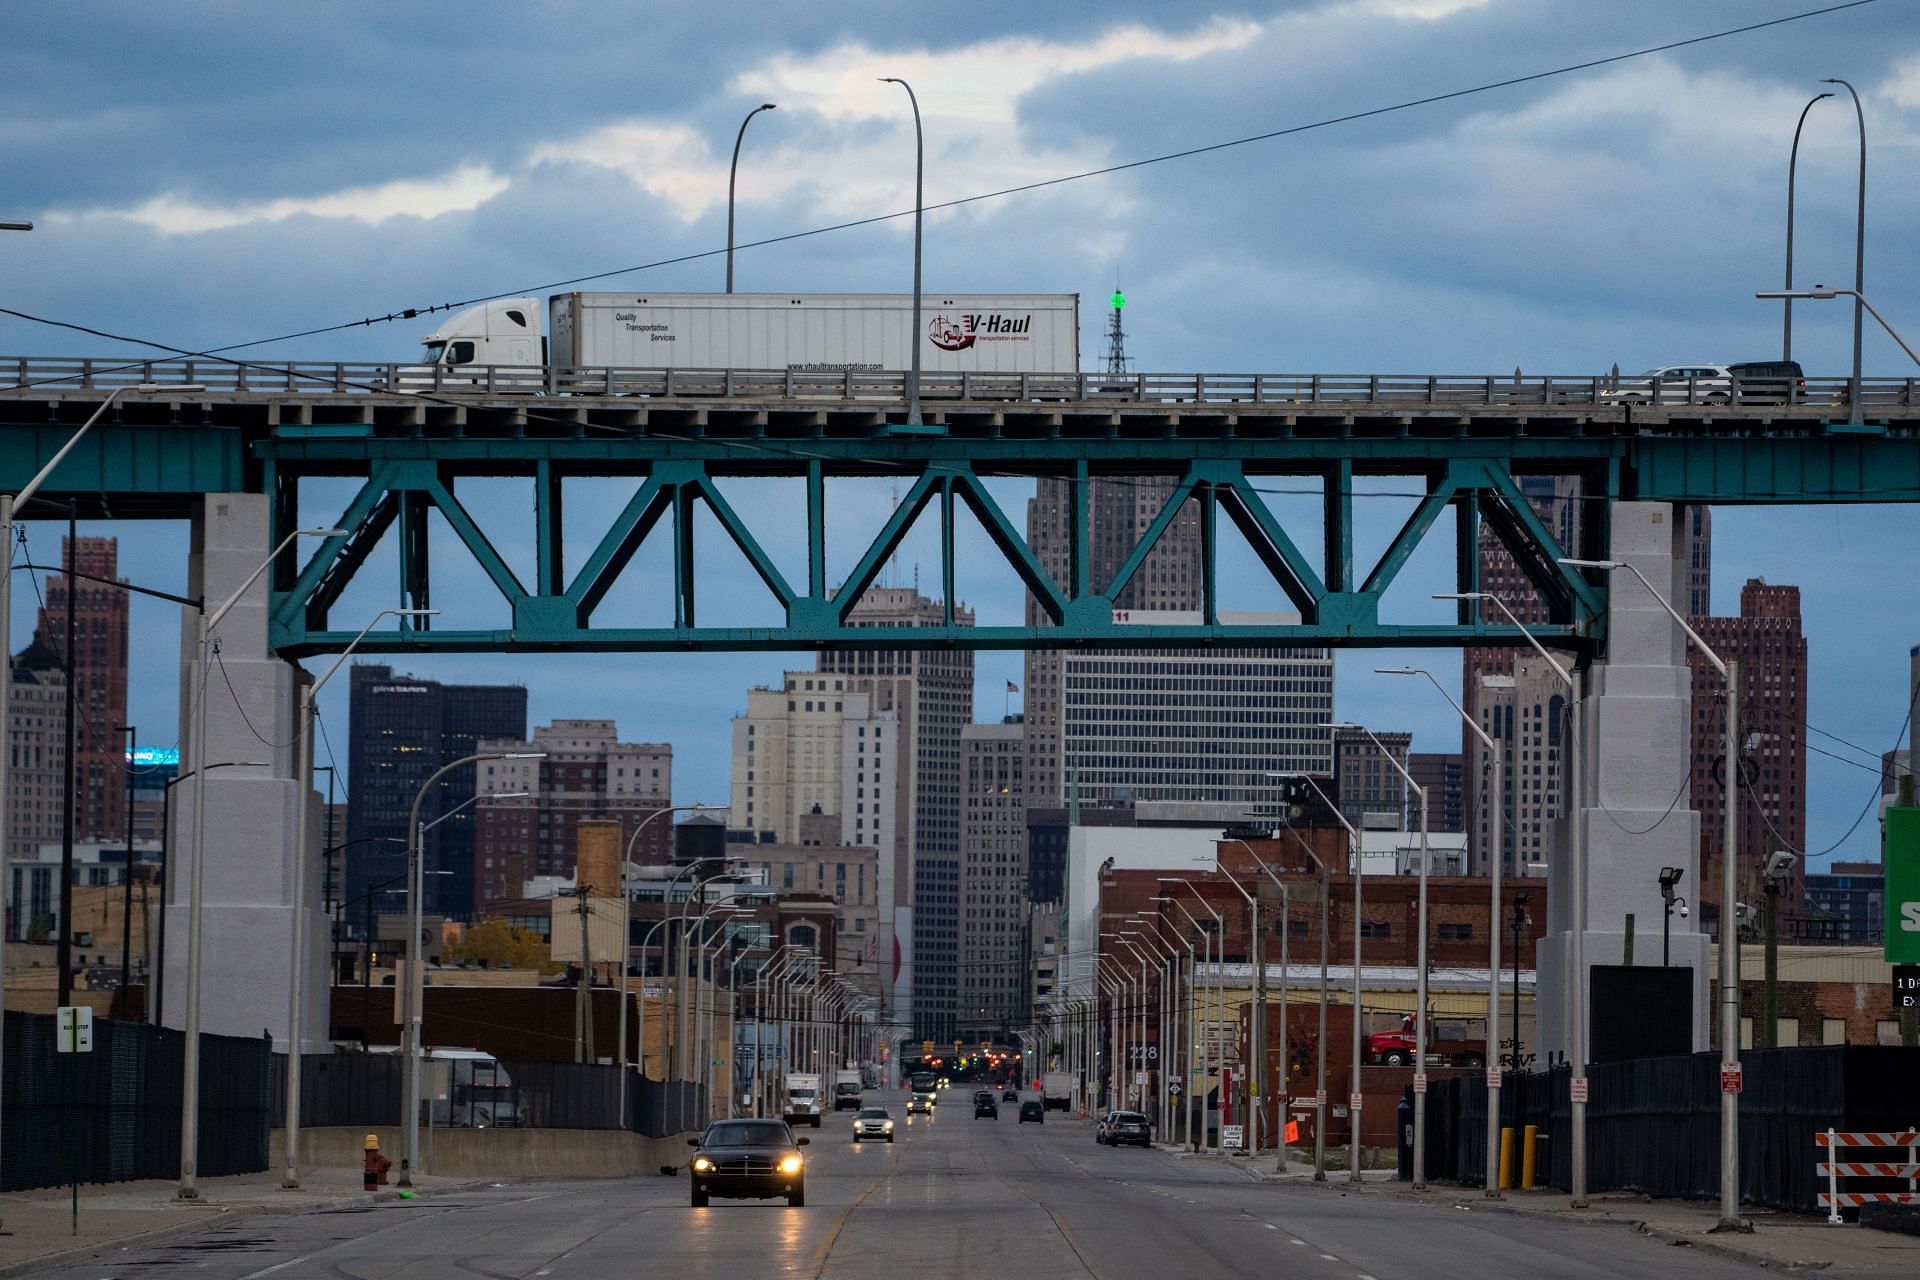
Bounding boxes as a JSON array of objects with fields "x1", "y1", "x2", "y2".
[{"x1": 4, "y1": 388, "x2": 1920, "y2": 655}]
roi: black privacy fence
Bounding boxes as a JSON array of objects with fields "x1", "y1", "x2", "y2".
[
  {"x1": 1, "y1": 1010, "x2": 271, "y2": 1192},
  {"x1": 1422, "y1": 1047, "x2": 1919, "y2": 1213},
  {"x1": 272, "y1": 1052, "x2": 706, "y2": 1139}
]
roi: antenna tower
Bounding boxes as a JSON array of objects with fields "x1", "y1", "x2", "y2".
[{"x1": 1104, "y1": 288, "x2": 1130, "y2": 378}]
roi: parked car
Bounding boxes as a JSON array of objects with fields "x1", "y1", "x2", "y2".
[
  {"x1": 1095, "y1": 1111, "x2": 1152, "y2": 1147},
  {"x1": 687, "y1": 1119, "x2": 809, "y2": 1208},
  {"x1": 1018, "y1": 1100, "x2": 1046, "y2": 1124},
  {"x1": 852, "y1": 1106, "x2": 895, "y2": 1143}
]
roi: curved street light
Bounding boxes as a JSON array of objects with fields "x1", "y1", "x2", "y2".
[
  {"x1": 725, "y1": 103, "x2": 777, "y2": 293},
  {"x1": 877, "y1": 77, "x2": 924, "y2": 424}
]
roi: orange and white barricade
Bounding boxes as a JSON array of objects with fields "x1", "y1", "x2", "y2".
[{"x1": 1816, "y1": 1128, "x2": 1920, "y2": 1224}]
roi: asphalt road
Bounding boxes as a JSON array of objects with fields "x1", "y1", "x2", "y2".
[{"x1": 38, "y1": 1087, "x2": 1760, "y2": 1279}]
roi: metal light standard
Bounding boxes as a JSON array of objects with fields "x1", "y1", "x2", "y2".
[
  {"x1": 281, "y1": 607, "x2": 435, "y2": 1188},
  {"x1": 1215, "y1": 865, "x2": 1262, "y2": 1152},
  {"x1": 877, "y1": 76, "x2": 924, "y2": 424},
  {"x1": 1166, "y1": 878, "x2": 1224, "y2": 1153},
  {"x1": 1561, "y1": 555, "x2": 1746, "y2": 1230},
  {"x1": 616, "y1": 805, "x2": 707, "y2": 1125},
  {"x1": 396, "y1": 750, "x2": 544, "y2": 1186},
  {"x1": 1377, "y1": 666, "x2": 1508, "y2": 1197},
  {"x1": 1257, "y1": 809, "x2": 1336, "y2": 1180},
  {"x1": 1437, "y1": 588, "x2": 1588, "y2": 1205},
  {"x1": 1332, "y1": 723, "x2": 1431, "y2": 1189},
  {"x1": 178, "y1": 521, "x2": 337, "y2": 1200},
  {"x1": 1782, "y1": 91, "x2": 1833, "y2": 360},
  {"x1": 1224, "y1": 844, "x2": 1294, "y2": 1160},
  {"x1": 721, "y1": 103, "x2": 775, "y2": 293},
  {"x1": 1756, "y1": 289, "x2": 1920, "y2": 369},
  {"x1": 1148, "y1": 900, "x2": 1198, "y2": 1147},
  {"x1": 1157, "y1": 894, "x2": 1208, "y2": 1151},
  {"x1": 1122, "y1": 926, "x2": 1176, "y2": 1139},
  {"x1": 1819, "y1": 78, "x2": 1868, "y2": 423}
]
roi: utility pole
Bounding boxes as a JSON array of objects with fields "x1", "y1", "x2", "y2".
[{"x1": 575, "y1": 889, "x2": 595, "y2": 1064}]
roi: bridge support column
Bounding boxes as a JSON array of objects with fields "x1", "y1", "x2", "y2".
[
  {"x1": 162, "y1": 493, "x2": 327, "y2": 1050},
  {"x1": 1538, "y1": 502, "x2": 1710, "y2": 1066}
]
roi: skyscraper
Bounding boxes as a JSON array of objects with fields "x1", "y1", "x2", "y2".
[
  {"x1": 5, "y1": 639, "x2": 66, "y2": 863},
  {"x1": 1408, "y1": 751, "x2": 1465, "y2": 834},
  {"x1": 345, "y1": 664, "x2": 527, "y2": 921},
  {"x1": 1333, "y1": 728, "x2": 1413, "y2": 829},
  {"x1": 959, "y1": 720, "x2": 1026, "y2": 1040},
  {"x1": 1690, "y1": 579, "x2": 1807, "y2": 921},
  {"x1": 33, "y1": 538, "x2": 129, "y2": 842},
  {"x1": 1471, "y1": 656, "x2": 1568, "y2": 876},
  {"x1": 473, "y1": 720, "x2": 671, "y2": 910},
  {"x1": 816, "y1": 587, "x2": 974, "y2": 1042}
]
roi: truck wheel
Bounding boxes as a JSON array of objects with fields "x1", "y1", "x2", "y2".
[{"x1": 1384, "y1": 1050, "x2": 1408, "y2": 1066}]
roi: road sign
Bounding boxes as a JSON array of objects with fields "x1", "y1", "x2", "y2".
[
  {"x1": 1570, "y1": 1076, "x2": 1589, "y2": 1103},
  {"x1": 1349, "y1": 1093, "x2": 1363, "y2": 1112},
  {"x1": 1895, "y1": 965, "x2": 1920, "y2": 1009},
  {"x1": 1314, "y1": 1091, "x2": 1326, "y2": 1108},
  {"x1": 1412, "y1": 1073, "x2": 1428, "y2": 1095},
  {"x1": 1720, "y1": 1063, "x2": 1744, "y2": 1095},
  {"x1": 1485, "y1": 1066, "x2": 1503, "y2": 1089},
  {"x1": 1222, "y1": 1124, "x2": 1245, "y2": 1150},
  {"x1": 55, "y1": 1006, "x2": 92, "y2": 1054},
  {"x1": 1169, "y1": 1081, "x2": 1183, "y2": 1097},
  {"x1": 1884, "y1": 807, "x2": 1920, "y2": 964}
]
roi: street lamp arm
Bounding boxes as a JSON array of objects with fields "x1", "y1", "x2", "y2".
[
  {"x1": 11, "y1": 563, "x2": 203, "y2": 610},
  {"x1": 206, "y1": 527, "x2": 345, "y2": 633},
  {"x1": 1433, "y1": 593, "x2": 1573, "y2": 687},
  {"x1": 1377, "y1": 667, "x2": 1494, "y2": 752},
  {"x1": 311, "y1": 608, "x2": 438, "y2": 694},
  {"x1": 17, "y1": 382, "x2": 205, "y2": 506},
  {"x1": 1558, "y1": 558, "x2": 1728, "y2": 677}
]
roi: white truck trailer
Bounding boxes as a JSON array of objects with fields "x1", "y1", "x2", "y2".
[{"x1": 418, "y1": 292, "x2": 1080, "y2": 376}]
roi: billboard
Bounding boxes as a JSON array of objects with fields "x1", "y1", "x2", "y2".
[{"x1": 1885, "y1": 807, "x2": 1920, "y2": 965}]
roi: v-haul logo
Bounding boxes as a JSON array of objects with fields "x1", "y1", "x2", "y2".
[{"x1": 928, "y1": 312, "x2": 1033, "y2": 351}]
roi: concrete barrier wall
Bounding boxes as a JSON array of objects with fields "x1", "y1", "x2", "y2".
[{"x1": 273, "y1": 1126, "x2": 698, "y2": 1180}]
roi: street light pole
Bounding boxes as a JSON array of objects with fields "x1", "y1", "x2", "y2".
[
  {"x1": 178, "y1": 520, "x2": 334, "y2": 1201},
  {"x1": 1376, "y1": 667, "x2": 1506, "y2": 1197},
  {"x1": 1166, "y1": 878, "x2": 1223, "y2": 1153},
  {"x1": 725, "y1": 103, "x2": 777, "y2": 293},
  {"x1": 1216, "y1": 866, "x2": 1261, "y2": 1153},
  {"x1": 1819, "y1": 79, "x2": 1867, "y2": 424},
  {"x1": 1782, "y1": 92, "x2": 1833, "y2": 361},
  {"x1": 617, "y1": 805, "x2": 706, "y2": 1126},
  {"x1": 878, "y1": 76, "x2": 924, "y2": 425},
  {"x1": 396, "y1": 749, "x2": 543, "y2": 1187},
  {"x1": 1436, "y1": 589, "x2": 1586, "y2": 1203},
  {"x1": 281, "y1": 608, "x2": 434, "y2": 1187},
  {"x1": 1560, "y1": 556, "x2": 1746, "y2": 1230},
  {"x1": 1755, "y1": 289, "x2": 1920, "y2": 370}
]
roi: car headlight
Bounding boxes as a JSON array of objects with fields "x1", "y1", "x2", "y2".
[
  {"x1": 693, "y1": 1157, "x2": 713, "y2": 1173},
  {"x1": 883, "y1": 1120, "x2": 893, "y2": 1130},
  {"x1": 779, "y1": 1155, "x2": 803, "y2": 1175}
]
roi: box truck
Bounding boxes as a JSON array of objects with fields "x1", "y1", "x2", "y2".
[{"x1": 784, "y1": 1072, "x2": 824, "y2": 1127}]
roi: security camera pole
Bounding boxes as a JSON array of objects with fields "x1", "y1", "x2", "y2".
[{"x1": 1761, "y1": 850, "x2": 1797, "y2": 1049}]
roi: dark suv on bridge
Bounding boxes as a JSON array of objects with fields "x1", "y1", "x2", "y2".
[{"x1": 1728, "y1": 360, "x2": 1806, "y2": 403}]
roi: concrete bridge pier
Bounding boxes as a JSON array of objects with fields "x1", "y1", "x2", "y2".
[
  {"x1": 161, "y1": 493, "x2": 327, "y2": 1050},
  {"x1": 1537, "y1": 501, "x2": 1711, "y2": 1066}
]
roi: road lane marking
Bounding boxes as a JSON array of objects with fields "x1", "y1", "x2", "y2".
[
  {"x1": 1320, "y1": 1253, "x2": 1339, "y2": 1261},
  {"x1": 238, "y1": 1256, "x2": 312, "y2": 1279},
  {"x1": 810, "y1": 1174, "x2": 883, "y2": 1275}
]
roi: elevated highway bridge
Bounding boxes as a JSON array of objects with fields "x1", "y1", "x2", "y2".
[{"x1": 3, "y1": 361, "x2": 1916, "y2": 656}]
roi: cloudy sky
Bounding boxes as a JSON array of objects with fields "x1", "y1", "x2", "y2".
[{"x1": 2, "y1": 0, "x2": 1917, "y2": 867}]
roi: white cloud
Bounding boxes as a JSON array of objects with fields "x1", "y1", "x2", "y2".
[
  {"x1": 1360, "y1": 0, "x2": 1495, "y2": 19},
  {"x1": 531, "y1": 18, "x2": 1263, "y2": 226},
  {"x1": 1885, "y1": 53, "x2": 1920, "y2": 108},
  {"x1": 45, "y1": 163, "x2": 510, "y2": 235}
]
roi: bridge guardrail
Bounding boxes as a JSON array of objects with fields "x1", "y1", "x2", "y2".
[{"x1": 4, "y1": 358, "x2": 1916, "y2": 409}]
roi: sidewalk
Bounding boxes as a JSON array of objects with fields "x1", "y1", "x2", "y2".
[
  {"x1": 1339, "y1": 1177, "x2": 1920, "y2": 1274},
  {"x1": 0, "y1": 1167, "x2": 485, "y2": 1277}
]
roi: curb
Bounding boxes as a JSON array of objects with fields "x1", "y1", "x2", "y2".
[{"x1": 0, "y1": 1179, "x2": 498, "y2": 1279}]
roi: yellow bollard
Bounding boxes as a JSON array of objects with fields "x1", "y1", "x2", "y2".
[
  {"x1": 1497, "y1": 1126, "x2": 1515, "y2": 1190},
  {"x1": 1520, "y1": 1124, "x2": 1538, "y2": 1190}
]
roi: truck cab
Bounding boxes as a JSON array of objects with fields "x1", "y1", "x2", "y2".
[
  {"x1": 418, "y1": 298, "x2": 546, "y2": 383},
  {"x1": 783, "y1": 1073, "x2": 824, "y2": 1128}
]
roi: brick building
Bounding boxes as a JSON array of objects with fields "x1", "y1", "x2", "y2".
[
  {"x1": 1690, "y1": 579, "x2": 1808, "y2": 921},
  {"x1": 33, "y1": 537, "x2": 129, "y2": 842}
]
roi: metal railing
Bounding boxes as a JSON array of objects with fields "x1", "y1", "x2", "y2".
[{"x1": 4, "y1": 357, "x2": 1916, "y2": 409}]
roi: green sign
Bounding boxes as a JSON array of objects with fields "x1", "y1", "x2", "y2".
[{"x1": 1885, "y1": 807, "x2": 1920, "y2": 965}]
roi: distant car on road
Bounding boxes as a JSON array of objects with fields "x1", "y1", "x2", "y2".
[
  {"x1": 1600, "y1": 364, "x2": 1734, "y2": 404},
  {"x1": 1096, "y1": 1111, "x2": 1152, "y2": 1147},
  {"x1": 687, "y1": 1119, "x2": 809, "y2": 1208},
  {"x1": 1002, "y1": 1088, "x2": 1020, "y2": 1103},
  {"x1": 852, "y1": 1106, "x2": 895, "y2": 1143},
  {"x1": 974, "y1": 1091, "x2": 999, "y2": 1119},
  {"x1": 1018, "y1": 1100, "x2": 1046, "y2": 1124},
  {"x1": 907, "y1": 1093, "x2": 934, "y2": 1115}
]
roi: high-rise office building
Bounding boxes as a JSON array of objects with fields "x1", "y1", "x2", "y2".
[
  {"x1": 1333, "y1": 728, "x2": 1413, "y2": 829},
  {"x1": 959, "y1": 720, "x2": 1027, "y2": 1040},
  {"x1": 473, "y1": 720, "x2": 671, "y2": 910},
  {"x1": 345, "y1": 664, "x2": 527, "y2": 922},
  {"x1": 6, "y1": 639, "x2": 67, "y2": 864},
  {"x1": 1022, "y1": 478, "x2": 1201, "y2": 808},
  {"x1": 816, "y1": 587, "x2": 974, "y2": 1042},
  {"x1": 1471, "y1": 656, "x2": 1568, "y2": 876},
  {"x1": 1409, "y1": 751, "x2": 1466, "y2": 834},
  {"x1": 1690, "y1": 579, "x2": 1807, "y2": 920},
  {"x1": 33, "y1": 538, "x2": 129, "y2": 842}
]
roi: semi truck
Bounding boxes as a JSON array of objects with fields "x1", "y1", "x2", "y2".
[
  {"x1": 784, "y1": 1072, "x2": 824, "y2": 1128},
  {"x1": 416, "y1": 292, "x2": 1080, "y2": 383}
]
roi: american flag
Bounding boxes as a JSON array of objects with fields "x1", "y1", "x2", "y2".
[{"x1": 1005, "y1": 680, "x2": 1020, "y2": 693}]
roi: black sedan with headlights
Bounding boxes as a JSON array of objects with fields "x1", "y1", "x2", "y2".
[{"x1": 687, "y1": 1119, "x2": 809, "y2": 1207}]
